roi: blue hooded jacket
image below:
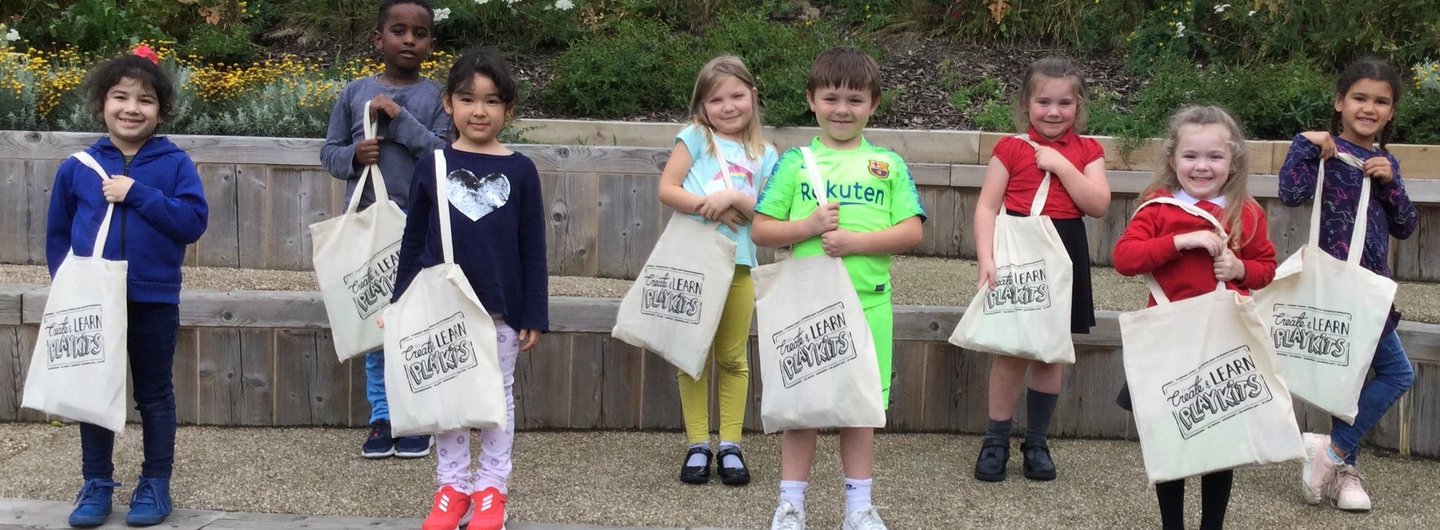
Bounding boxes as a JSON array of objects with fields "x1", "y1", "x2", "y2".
[{"x1": 45, "y1": 136, "x2": 210, "y2": 304}]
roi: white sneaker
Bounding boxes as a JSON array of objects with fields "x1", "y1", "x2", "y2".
[
  {"x1": 1325, "y1": 465, "x2": 1373, "y2": 512},
  {"x1": 842, "y1": 507, "x2": 888, "y2": 530},
  {"x1": 1300, "y1": 432, "x2": 1338, "y2": 505},
  {"x1": 770, "y1": 501, "x2": 806, "y2": 530}
]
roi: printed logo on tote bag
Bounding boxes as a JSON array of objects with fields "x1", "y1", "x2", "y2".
[
  {"x1": 42, "y1": 305, "x2": 106, "y2": 369},
  {"x1": 639, "y1": 265, "x2": 706, "y2": 324},
  {"x1": 400, "y1": 312, "x2": 478, "y2": 393},
  {"x1": 343, "y1": 241, "x2": 402, "y2": 319},
  {"x1": 1269, "y1": 304, "x2": 1352, "y2": 366},
  {"x1": 983, "y1": 259, "x2": 1052, "y2": 314},
  {"x1": 1161, "y1": 345, "x2": 1275, "y2": 439},
  {"x1": 774, "y1": 302, "x2": 858, "y2": 389}
]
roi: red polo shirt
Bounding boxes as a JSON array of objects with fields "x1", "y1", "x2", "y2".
[
  {"x1": 1112, "y1": 191, "x2": 1277, "y2": 307},
  {"x1": 995, "y1": 126, "x2": 1105, "y2": 219}
]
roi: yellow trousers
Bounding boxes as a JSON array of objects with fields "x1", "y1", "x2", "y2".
[{"x1": 678, "y1": 266, "x2": 753, "y2": 444}]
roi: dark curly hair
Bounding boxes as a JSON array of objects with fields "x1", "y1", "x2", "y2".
[
  {"x1": 377, "y1": 0, "x2": 434, "y2": 30},
  {"x1": 1329, "y1": 56, "x2": 1405, "y2": 152},
  {"x1": 85, "y1": 55, "x2": 176, "y2": 123}
]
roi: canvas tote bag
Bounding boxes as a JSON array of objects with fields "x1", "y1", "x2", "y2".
[
  {"x1": 950, "y1": 135, "x2": 1075, "y2": 363},
  {"x1": 22, "y1": 152, "x2": 130, "y2": 433},
  {"x1": 612, "y1": 133, "x2": 739, "y2": 378},
  {"x1": 382, "y1": 149, "x2": 505, "y2": 437},
  {"x1": 311, "y1": 101, "x2": 408, "y2": 361},
  {"x1": 753, "y1": 146, "x2": 885, "y2": 433},
  {"x1": 1120, "y1": 198, "x2": 1304, "y2": 484},
  {"x1": 1254, "y1": 154, "x2": 1395, "y2": 423}
]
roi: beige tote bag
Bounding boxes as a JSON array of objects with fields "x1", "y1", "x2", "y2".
[
  {"x1": 950, "y1": 135, "x2": 1075, "y2": 363},
  {"x1": 22, "y1": 152, "x2": 130, "y2": 433},
  {"x1": 382, "y1": 149, "x2": 505, "y2": 437},
  {"x1": 612, "y1": 133, "x2": 739, "y2": 378},
  {"x1": 311, "y1": 101, "x2": 408, "y2": 361},
  {"x1": 1120, "y1": 198, "x2": 1304, "y2": 484},
  {"x1": 753, "y1": 147, "x2": 885, "y2": 433},
  {"x1": 1254, "y1": 154, "x2": 1395, "y2": 423}
]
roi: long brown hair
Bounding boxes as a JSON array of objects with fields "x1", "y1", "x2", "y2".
[
  {"x1": 688, "y1": 55, "x2": 769, "y2": 160},
  {"x1": 1329, "y1": 56, "x2": 1405, "y2": 152},
  {"x1": 1012, "y1": 56, "x2": 1088, "y2": 133},
  {"x1": 1142, "y1": 105, "x2": 1256, "y2": 250}
]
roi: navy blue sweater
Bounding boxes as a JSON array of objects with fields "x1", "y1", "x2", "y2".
[
  {"x1": 391, "y1": 148, "x2": 549, "y2": 332},
  {"x1": 45, "y1": 136, "x2": 210, "y2": 304}
]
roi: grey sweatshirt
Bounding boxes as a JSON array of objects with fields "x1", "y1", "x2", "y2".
[{"x1": 320, "y1": 75, "x2": 449, "y2": 210}]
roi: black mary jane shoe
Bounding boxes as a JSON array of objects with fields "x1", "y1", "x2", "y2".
[
  {"x1": 679, "y1": 446, "x2": 712, "y2": 484},
  {"x1": 973, "y1": 438, "x2": 1010, "y2": 482},
  {"x1": 1021, "y1": 441, "x2": 1057, "y2": 481},
  {"x1": 715, "y1": 446, "x2": 752, "y2": 486}
]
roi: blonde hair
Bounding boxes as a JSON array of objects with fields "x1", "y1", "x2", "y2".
[
  {"x1": 1142, "y1": 105, "x2": 1256, "y2": 250},
  {"x1": 688, "y1": 55, "x2": 769, "y2": 160},
  {"x1": 1013, "y1": 56, "x2": 1088, "y2": 133}
]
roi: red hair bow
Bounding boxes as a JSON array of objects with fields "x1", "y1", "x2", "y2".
[{"x1": 133, "y1": 45, "x2": 160, "y2": 65}]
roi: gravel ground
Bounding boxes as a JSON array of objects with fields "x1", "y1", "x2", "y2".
[
  {"x1": 4, "y1": 256, "x2": 1440, "y2": 323},
  {"x1": 0, "y1": 423, "x2": 1437, "y2": 529}
]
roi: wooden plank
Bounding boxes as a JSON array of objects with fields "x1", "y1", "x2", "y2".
[
  {"x1": 265, "y1": 167, "x2": 309, "y2": 270},
  {"x1": 238, "y1": 329, "x2": 276, "y2": 426},
  {"x1": 600, "y1": 335, "x2": 643, "y2": 429},
  {"x1": 296, "y1": 167, "x2": 337, "y2": 271},
  {"x1": 596, "y1": 173, "x2": 663, "y2": 279},
  {"x1": 516, "y1": 144, "x2": 667, "y2": 175},
  {"x1": 0, "y1": 326, "x2": 21, "y2": 420},
  {"x1": 27, "y1": 159, "x2": 60, "y2": 265},
  {"x1": 173, "y1": 328, "x2": 200, "y2": 424},
  {"x1": 0, "y1": 498, "x2": 226, "y2": 529},
  {"x1": 909, "y1": 163, "x2": 951, "y2": 186},
  {"x1": 542, "y1": 171, "x2": 600, "y2": 277},
  {"x1": 0, "y1": 131, "x2": 320, "y2": 166},
  {"x1": 639, "y1": 349, "x2": 683, "y2": 430},
  {"x1": 12, "y1": 325, "x2": 44, "y2": 422},
  {"x1": 884, "y1": 341, "x2": 929, "y2": 431},
  {"x1": 273, "y1": 329, "x2": 318, "y2": 425},
  {"x1": 1054, "y1": 345, "x2": 1130, "y2": 438},
  {"x1": 196, "y1": 328, "x2": 242, "y2": 425},
  {"x1": 0, "y1": 160, "x2": 32, "y2": 264},
  {"x1": 1264, "y1": 197, "x2": 1310, "y2": 261},
  {"x1": 0, "y1": 285, "x2": 30, "y2": 326},
  {"x1": 194, "y1": 164, "x2": 241, "y2": 268},
  {"x1": 1411, "y1": 362, "x2": 1440, "y2": 458},
  {"x1": 915, "y1": 187, "x2": 947, "y2": 255},
  {"x1": 567, "y1": 333, "x2": 604, "y2": 429},
  {"x1": 744, "y1": 336, "x2": 763, "y2": 433},
  {"x1": 948, "y1": 344, "x2": 994, "y2": 433},
  {"x1": 1087, "y1": 196, "x2": 1133, "y2": 266},
  {"x1": 1392, "y1": 206, "x2": 1440, "y2": 282},
  {"x1": 919, "y1": 342, "x2": 959, "y2": 430},
  {"x1": 235, "y1": 163, "x2": 270, "y2": 269},
  {"x1": 515, "y1": 332, "x2": 573, "y2": 429},
  {"x1": 347, "y1": 350, "x2": 369, "y2": 427}
]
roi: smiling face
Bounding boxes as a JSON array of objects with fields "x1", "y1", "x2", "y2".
[
  {"x1": 444, "y1": 73, "x2": 510, "y2": 151},
  {"x1": 1334, "y1": 78, "x2": 1395, "y2": 147},
  {"x1": 373, "y1": 3, "x2": 433, "y2": 79},
  {"x1": 807, "y1": 84, "x2": 878, "y2": 150},
  {"x1": 702, "y1": 75, "x2": 756, "y2": 139},
  {"x1": 102, "y1": 77, "x2": 161, "y2": 155},
  {"x1": 1025, "y1": 76, "x2": 1079, "y2": 141},
  {"x1": 1172, "y1": 123, "x2": 1234, "y2": 201}
]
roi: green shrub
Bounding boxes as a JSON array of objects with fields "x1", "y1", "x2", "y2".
[
  {"x1": 542, "y1": 19, "x2": 699, "y2": 119},
  {"x1": 432, "y1": 0, "x2": 583, "y2": 52}
]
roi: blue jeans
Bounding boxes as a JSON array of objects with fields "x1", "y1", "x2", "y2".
[
  {"x1": 1330, "y1": 329, "x2": 1415, "y2": 465},
  {"x1": 365, "y1": 349, "x2": 388, "y2": 424},
  {"x1": 80, "y1": 303, "x2": 179, "y2": 480}
]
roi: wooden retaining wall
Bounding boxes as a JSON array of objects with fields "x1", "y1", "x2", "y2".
[
  {"x1": 1, "y1": 286, "x2": 1436, "y2": 459},
  {"x1": 6, "y1": 128, "x2": 1440, "y2": 281}
]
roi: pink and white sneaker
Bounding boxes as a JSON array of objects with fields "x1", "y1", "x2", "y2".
[
  {"x1": 1300, "y1": 432, "x2": 1338, "y2": 505},
  {"x1": 1326, "y1": 465, "x2": 1372, "y2": 511}
]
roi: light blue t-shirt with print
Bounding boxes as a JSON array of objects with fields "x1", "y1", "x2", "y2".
[{"x1": 676, "y1": 124, "x2": 779, "y2": 267}]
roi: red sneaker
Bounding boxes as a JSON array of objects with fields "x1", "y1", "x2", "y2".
[
  {"x1": 466, "y1": 487, "x2": 507, "y2": 530},
  {"x1": 421, "y1": 486, "x2": 471, "y2": 530}
]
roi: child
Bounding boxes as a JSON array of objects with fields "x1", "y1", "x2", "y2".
[
  {"x1": 658, "y1": 55, "x2": 779, "y2": 486},
  {"x1": 1113, "y1": 105, "x2": 1278, "y2": 530},
  {"x1": 971, "y1": 57, "x2": 1110, "y2": 482},
  {"x1": 320, "y1": 0, "x2": 449, "y2": 459},
  {"x1": 1279, "y1": 56, "x2": 1417, "y2": 512},
  {"x1": 386, "y1": 49, "x2": 548, "y2": 530},
  {"x1": 47, "y1": 47, "x2": 209, "y2": 527},
  {"x1": 753, "y1": 46, "x2": 926, "y2": 530}
]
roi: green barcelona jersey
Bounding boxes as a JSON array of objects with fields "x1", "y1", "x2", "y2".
[{"x1": 755, "y1": 137, "x2": 927, "y2": 298}]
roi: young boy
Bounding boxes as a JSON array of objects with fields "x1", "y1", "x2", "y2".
[
  {"x1": 752, "y1": 47, "x2": 926, "y2": 530},
  {"x1": 320, "y1": 0, "x2": 449, "y2": 459}
]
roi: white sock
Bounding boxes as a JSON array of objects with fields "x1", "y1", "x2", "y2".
[
  {"x1": 779, "y1": 480, "x2": 808, "y2": 511},
  {"x1": 1326, "y1": 445, "x2": 1345, "y2": 465},
  {"x1": 719, "y1": 441, "x2": 743, "y2": 469},
  {"x1": 685, "y1": 443, "x2": 709, "y2": 467},
  {"x1": 844, "y1": 477, "x2": 873, "y2": 514}
]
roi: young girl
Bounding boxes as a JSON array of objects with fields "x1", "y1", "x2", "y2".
[
  {"x1": 971, "y1": 57, "x2": 1110, "y2": 482},
  {"x1": 1279, "y1": 56, "x2": 1417, "y2": 512},
  {"x1": 48, "y1": 47, "x2": 210, "y2": 527},
  {"x1": 657, "y1": 55, "x2": 778, "y2": 486},
  {"x1": 1113, "y1": 105, "x2": 1278, "y2": 530},
  {"x1": 386, "y1": 49, "x2": 549, "y2": 530}
]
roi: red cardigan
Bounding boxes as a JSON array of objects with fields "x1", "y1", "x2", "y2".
[{"x1": 1112, "y1": 192, "x2": 1277, "y2": 307}]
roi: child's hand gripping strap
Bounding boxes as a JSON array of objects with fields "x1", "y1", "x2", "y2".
[
  {"x1": 432, "y1": 149, "x2": 454, "y2": 265},
  {"x1": 1309, "y1": 153, "x2": 1370, "y2": 265},
  {"x1": 69, "y1": 152, "x2": 117, "y2": 257},
  {"x1": 344, "y1": 100, "x2": 391, "y2": 214},
  {"x1": 1014, "y1": 134, "x2": 1052, "y2": 217},
  {"x1": 1130, "y1": 197, "x2": 1231, "y2": 305}
]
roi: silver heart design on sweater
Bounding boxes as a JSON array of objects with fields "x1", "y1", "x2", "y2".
[{"x1": 446, "y1": 168, "x2": 511, "y2": 221}]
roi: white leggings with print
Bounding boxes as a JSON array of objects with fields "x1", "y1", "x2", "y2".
[{"x1": 435, "y1": 321, "x2": 519, "y2": 494}]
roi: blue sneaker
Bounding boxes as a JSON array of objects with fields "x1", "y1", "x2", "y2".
[
  {"x1": 362, "y1": 420, "x2": 396, "y2": 459},
  {"x1": 124, "y1": 476, "x2": 172, "y2": 527},
  {"x1": 67, "y1": 478, "x2": 117, "y2": 527},
  {"x1": 395, "y1": 434, "x2": 433, "y2": 458}
]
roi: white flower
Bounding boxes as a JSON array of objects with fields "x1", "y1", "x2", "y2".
[
  {"x1": 505, "y1": 0, "x2": 520, "y2": 4},
  {"x1": 1175, "y1": 21, "x2": 1186, "y2": 38},
  {"x1": 475, "y1": 0, "x2": 489, "y2": 4},
  {"x1": 554, "y1": 0, "x2": 574, "y2": 10},
  {"x1": 1214, "y1": 4, "x2": 1230, "y2": 13},
  {"x1": 1248, "y1": 9, "x2": 1256, "y2": 16},
  {"x1": 3, "y1": 29, "x2": 18, "y2": 42},
  {"x1": 434, "y1": 7, "x2": 451, "y2": 21}
]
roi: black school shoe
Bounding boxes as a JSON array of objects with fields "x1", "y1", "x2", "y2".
[
  {"x1": 715, "y1": 446, "x2": 752, "y2": 486},
  {"x1": 973, "y1": 438, "x2": 1010, "y2": 482},
  {"x1": 680, "y1": 446, "x2": 712, "y2": 484},
  {"x1": 1021, "y1": 441, "x2": 1057, "y2": 481}
]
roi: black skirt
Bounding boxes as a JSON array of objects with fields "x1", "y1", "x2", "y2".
[{"x1": 1006, "y1": 210, "x2": 1095, "y2": 334}]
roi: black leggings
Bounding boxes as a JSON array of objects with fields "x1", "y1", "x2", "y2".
[{"x1": 1155, "y1": 470, "x2": 1234, "y2": 530}]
